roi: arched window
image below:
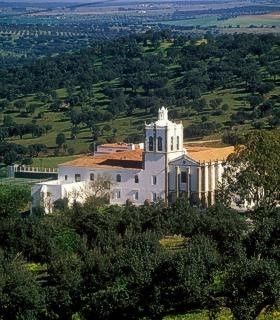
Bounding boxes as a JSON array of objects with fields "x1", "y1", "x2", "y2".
[
  {"x1": 158, "y1": 136, "x2": 163, "y2": 151},
  {"x1": 134, "y1": 175, "x2": 139, "y2": 183},
  {"x1": 177, "y1": 136, "x2": 180, "y2": 150},
  {"x1": 171, "y1": 136, "x2": 174, "y2": 151},
  {"x1": 116, "y1": 174, "x2": 121, "y2": 182},
  {"x1": 148, "y1": 136, "x2": 154, "y2": 151}
]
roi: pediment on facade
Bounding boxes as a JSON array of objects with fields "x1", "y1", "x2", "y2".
[{"x1": 169, "y1": 154, "x2": 199, "y2": 166}]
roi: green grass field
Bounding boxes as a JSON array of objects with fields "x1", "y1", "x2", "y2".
[
  {"x1": 224, "y1": 15, "x2": 280, "y2": 28},
  {"x1": 0, "y1": 177, "x2": 44, "y2": 186},
  {"x1": 160, "y1": 15, "x2": 220, "y2": 27},
  {"x1": 32, "y1": 155, "x2": 79, "y2": 168},
  {"x1": 159, "y1": 13, "x2": 280, "y2": 28}
]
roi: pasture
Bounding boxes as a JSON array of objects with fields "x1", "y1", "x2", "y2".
[
  {"x1": 32, "y1": 155, "x2": 79, "y2": 168},
  {"x1": 159, "y1": 13, "x2": 280, "y2": 28},
  {"x1": 5, "y1": 83, "x2": 256, "y2": 155}
]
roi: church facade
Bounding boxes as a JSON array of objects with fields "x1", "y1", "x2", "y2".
[{"x1": 31, "y1": 107, "x2": 233, "y2": 212}]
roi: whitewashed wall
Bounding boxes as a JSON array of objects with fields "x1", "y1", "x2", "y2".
[
  {"x1": 31, "y1": 180, "x2": 87, "y2": 213},
  {"x1": 58, "y1": 164, "x2": 167, "y2": 205}
]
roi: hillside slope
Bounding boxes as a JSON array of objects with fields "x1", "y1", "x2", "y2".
[{"x1": 0, "y1": 31, "x2": 279, "y2": 159}]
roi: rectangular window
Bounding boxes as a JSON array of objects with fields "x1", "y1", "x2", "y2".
[
  {"x1": 116, "y1": 174, "x2": 121, "y2": 182},
  {"x1": 65, "y1": 175, "x2": 68, "y2": 181},
  {"x1": 157, "y1": 136, "x2": 163, "y2": 151},
  {"x1": 134, "y1": 191, "x2": 139, "y2": 200},
  {"x1": 112, "y1": 190, "x2": 121, "y2": 199},
  {"x1": 181, "y1": 171, "x2": 187, "y2": 183},
  {"x1": 134, "y1": 175, "x2": 139, "y2": 183},
  {"x1": 75, "y1": 174, "x2": 81, "y2": 182},
  {"x1": 90, "y1": 173, "x2": 95, "y2": 181},
  {"x1": 152, "y1": 175, "x2": 157, "y2": 185},
  {"x1": 148, "y1": 136, "x2": 154, "y2": 151},
  {"x1": 152, "y1": 193, "x2": 157, "y2": 202}
]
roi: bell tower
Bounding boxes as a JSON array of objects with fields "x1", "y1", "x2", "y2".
[
  {"x1": 144, "y1": 106, "x2": 185, "y2": 161},
  {"x1": 142, "y1": 107, "x2": 186, "y2": 204}
]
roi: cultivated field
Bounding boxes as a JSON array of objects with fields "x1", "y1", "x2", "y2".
[{"x1": 160, "y1": 13, "x2": 280, "y2": 29}]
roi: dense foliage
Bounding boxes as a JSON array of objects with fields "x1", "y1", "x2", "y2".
[
  {"x1": 2, "y1": 133, "x2": 280, "y2": 319},
  {"x1": 224, "y1": 130, "x2": 280, "y2": 210},
  {"x1": 1, "y1": 179, "x2": 280, "y2": 319}
]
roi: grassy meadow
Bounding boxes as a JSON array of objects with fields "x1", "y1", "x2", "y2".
[
  {"x1": 32, "y1": 155, "x2": 79, "y2": 168},
  {"x1": 0, "y1": 177, "x2": 43, "y2": 186},
  {"x1": 160, "y1": 16, "x2": 220, "y2": 27},
  {"x1": 160, "y1": 13, "x2": 280, "y2": 28},
  {"x1": 224, "y1": 14, "x2": 280, "y2": 28}
]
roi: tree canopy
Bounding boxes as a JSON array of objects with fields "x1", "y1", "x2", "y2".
[
  {"x1": 224, "y1": 131, "x2": 280, "y2": 210},
  {"x1": 0, "y1": 186, "x2": 280, "y2": 319}
]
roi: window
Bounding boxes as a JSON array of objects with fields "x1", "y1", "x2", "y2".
[
  {"x1": 157, "y1": 136, "x2": 163, "y2": 151},
  {"x1": 75, "y1": 174, "x2": 81, "y2": 182},
  {"x1": 177, "y1": 136, "x2": 180, "y2": 150},
  {"x1": 90, "y1": 173, "x2": 95, "y2": 181},
  {"x1": 181, "y1": 171, "x2": 187, "y2": 183},
  {"x1": 134, "y1": 175, "x2": 139, "y2": 183},
  {"x1": 112, "y1": 190, "x2": 121, "y2": 199},
  {"x1": 152, "y1": 193, "x2": 157, "y2": 202},
  {"x1": 171, "y1": 136, "x2": 174, "y2": 151},
  {"x1": 116, "y1": 174, "x2": 121, "y2": 182},
  {"x1": 148, "y1": 136, "x2": 154, "y2": 151},
  {"x1": 65, "y1": 175, "x2": 68, "y2": 181},
  {"x1": 134, "y1": 191, "x2": 139, "y2": 200},
  {"x1": 152, "y1": 175, "x2": 157, "y2": 185}
]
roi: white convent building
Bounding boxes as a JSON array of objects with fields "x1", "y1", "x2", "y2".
[{"x1": 32, "y1": 107, "x2": 234, "y2": 212}]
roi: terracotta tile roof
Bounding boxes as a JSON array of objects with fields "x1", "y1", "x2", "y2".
[
  {"x1": 59, "y1": 149, "x2": 144, "y2": 170},
  {"x1": 187, "y1": 146, "x2": 235, "y2": 162},
  {"x1": 59, "y1": 145, "x2": 234, "y2": 169}
]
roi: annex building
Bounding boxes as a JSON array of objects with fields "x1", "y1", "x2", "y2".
[{"x1": 31, "y1": 107, "x2": 234, "y2": 212}]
